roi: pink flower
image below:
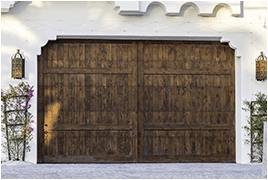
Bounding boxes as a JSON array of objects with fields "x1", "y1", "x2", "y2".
[{"x1": 31, "y1": 120, "x2": 34, "y2": 123}]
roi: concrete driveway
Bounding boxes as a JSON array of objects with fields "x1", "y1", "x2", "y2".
[{"x1": 1, "y1": 161, "x2": 262, "y2": 179}]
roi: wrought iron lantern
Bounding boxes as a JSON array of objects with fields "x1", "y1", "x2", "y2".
[
  {"x1": 11, "y1": 49, "x2": 25, "y2": 79},
  {"x1": 256, "y1": 52, "x2": 267, "y2": 81}
]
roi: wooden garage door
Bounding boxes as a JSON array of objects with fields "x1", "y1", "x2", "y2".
[{"x1": 37, "y1": 40, "x2": 235, "y2": 163}]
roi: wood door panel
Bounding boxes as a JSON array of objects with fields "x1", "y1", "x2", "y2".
[
  {"x1": 143, "y1": 130, "x2": 233, "y2": 157},
  {"x1": 140, "y1": 42, "x2": 235, "y2": 162},
  {"x1": 44, "y1": 130, "x2": 133, "y2": 159},
  {"x1": 39, "y1": 40, "x2": 137, "y2": 163}
]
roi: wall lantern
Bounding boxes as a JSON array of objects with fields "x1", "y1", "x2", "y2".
[
  {"x1": 11, "y1": 49, "x2": 25, "y2": 79},
  {"x1": 256, "y1": 52, "x2": 267, "y2": 81}
]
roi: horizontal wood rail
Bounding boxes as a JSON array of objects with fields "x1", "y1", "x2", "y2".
[
  {"x1": 144, "y1": 68, "x2": 231, "y2": 75},
  {"x1": 52, "y1": 124, "x2": 132, "y2": 131},
  {"x1": 41, "y1": 68, "x2": 132, "y2": 74},
  {"x1": 143, "y1": 124, "x2": 231, "y2": 131}
]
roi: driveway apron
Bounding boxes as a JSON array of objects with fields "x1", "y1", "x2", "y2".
[{"x1": 1, "y1": 162, "x2": 262, "y2": 179}]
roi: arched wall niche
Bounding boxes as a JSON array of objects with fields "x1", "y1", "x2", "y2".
[
  {"x1": 177, "y1": 2, "x2": 200, "y2": 16},
  {"x1": 210, "y1": 3, "x2": 233, "y2": 17},
  {"x1": 143, "y1": 1, "x2": 168, "y2": 15}
]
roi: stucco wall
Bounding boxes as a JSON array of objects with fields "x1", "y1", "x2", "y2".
[{"x1": 1, "y1": 1, "x2": 267, "y2": 163}]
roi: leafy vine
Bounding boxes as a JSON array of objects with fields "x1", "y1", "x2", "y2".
[
  {"x1": 1, "y1": 81, "x2": 34, "y2": 161},
  {"x1": 243, "y1": 92, "x2": 267, "y2": 162}
]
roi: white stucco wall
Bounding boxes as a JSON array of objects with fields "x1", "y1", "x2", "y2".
[{"x1": 1, "y1": 1, "x2": 267, "y2": 164}]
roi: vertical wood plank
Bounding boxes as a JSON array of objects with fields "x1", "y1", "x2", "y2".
[
  {"x1": 185, "y1": 131, "x2": 191, "y2": 155},
  {"x1": 178, "y1": 131, "x2": 185, "y2": 155},
  {"x1": 68, "y1": 44, "x2": 75, "y2": 68},
  {"x1": 91, "y1": 44, "x2": 96, "y2": 68},
  {"x1": 96, "y1": 43, "x2": 102, "y2": 68},
  {"x1": 168, "y1": 131, "x2": 176, "y2": 155},
  {"x1": 58, "y1": 131, "x2": 65, "y2": 156},
  {"x1": 63, "y1": 43, "x2": 69, "y2": 68},
  {"x1": 111, "y1": 44, "x2": 117, "y2": 68},
  {"x1": 190, "y1": 131, "x2": 195, "y2": 155},
  {"x1": 79, "y1": 43, "x2": 85, "y2": 68},
  {"x1": 37, "y1": 54, "x2": 45, "y2": 162},
  {"x1": 144, "y1": 44, "x2": 150, "y2": 69},
  {"x1": 107, "y1": 43, "x2": 113, "y2": 68},
  {"x1": 85, "y1": 43, "x2": 91, "y2": 68},
  {"x1": 137, "y1": 41, "x2": 144, "y2": 160},
  {"x1": 195, "y1": 131, "x2": 201, "y2": 155},
  {"x1": 81, "y1": 74, "x2": 86, "y2": 124},
  {"x1": 47, "y1": 44, "x2": 56, "y2": 68},
  {"x1": 116, "y1": 44, "x2": 123, "y2": 69},
  {"x1": 57, "y1": 43, "x2": 64, "y2": 68}
]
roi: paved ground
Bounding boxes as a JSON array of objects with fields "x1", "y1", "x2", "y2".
[{"x1": 1, "y1": 161, "x2": 262, "y2": 179}]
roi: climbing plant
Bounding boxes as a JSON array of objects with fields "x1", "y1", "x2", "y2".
[
  {"x1": 1, "y1": 82, "x2": 34, "y2": 161},
  {"x1": 243, "y1": 92, "x2": 267, "y2": 162}
]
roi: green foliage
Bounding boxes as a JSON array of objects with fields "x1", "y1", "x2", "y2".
[
  {"x1": 1, "y1": 81, "x2": 34, "y2": 161},
  {"x1": 243, "y1": 92, "x2": 267, "y2": 162}
]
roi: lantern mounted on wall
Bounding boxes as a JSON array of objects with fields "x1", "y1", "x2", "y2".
[
  {"x1": 256, "y1": 52, "x2": 267, "y2": 81},
  {"x1": 11, "y1": 49, "x2": 25, "y2": 79}
]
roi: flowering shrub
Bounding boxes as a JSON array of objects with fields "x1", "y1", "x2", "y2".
[{"x1": 1, "y1": 81, "x2": 34, "y2": 161}]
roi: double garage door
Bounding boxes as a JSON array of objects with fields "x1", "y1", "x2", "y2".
[{"x1": 37, "y1": 39, "x2": 235, "y2": 163}]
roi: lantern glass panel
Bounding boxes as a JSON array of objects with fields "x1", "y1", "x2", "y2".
[{"x1": 11, "y1": 50, "x2": 25, "y2": 79}]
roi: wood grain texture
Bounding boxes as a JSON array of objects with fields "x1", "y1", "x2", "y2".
[{"x1": 38, "y1": 40, "x2": 235, "y2": 163}]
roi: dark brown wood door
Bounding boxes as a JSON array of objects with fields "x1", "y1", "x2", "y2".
[
  {"x1": 38, "y1": 40, "x2": 138, "y2": 162},
  {"x1": 139, "y1": 41, "x2": 235, "y2": 162},
  {"x1": 38, "y1": 40, "x2": 235, "y2": 163}
]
